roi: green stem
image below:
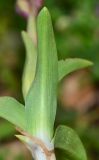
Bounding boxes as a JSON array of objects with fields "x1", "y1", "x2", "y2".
[{"x1": 27, "y1": 14, "x2": 37, "y2": 46}]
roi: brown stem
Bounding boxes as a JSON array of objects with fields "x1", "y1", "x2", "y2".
[{"x1": 16, "y1": 127, "x2": 56, "y2": 160}]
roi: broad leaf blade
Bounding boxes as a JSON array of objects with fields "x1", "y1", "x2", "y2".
[
  {"x1": 58, "y1": 58, "x2": 93, "y2": 81},
  {"x1": 25, "y1": 7, "x2": 58, "y2": 140},
  {"x1": 22, "y1": 31, "x2": 37, "y2": 99},
  {"x1": 54, "y1": 125, "x2": 87, "y2": 160},
  {"x1": 0, "y1": 97, "x2": 25, "y2": 130}
]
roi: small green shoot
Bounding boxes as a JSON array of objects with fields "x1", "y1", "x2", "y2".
[{"x1": 0, "y1": 7, "x2": 93, "y2": 160}]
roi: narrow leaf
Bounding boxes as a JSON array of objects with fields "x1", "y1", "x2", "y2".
[
  {"x1": 22, "y1": 31, "x2": 37, "y2": 99},
  {"x1": 58, "y1": 58, "x2": 93, "y2": 81},
  {"x1": 0, "y1": 97, "x2": 25, "y2": 130},
  {"x1": 25, "y1": 7, "x2": 58, "y2": 140},
  {"x1": 54, "y1": 125, "x2": 87, "y2": 160},
  {"x1": 16, "y1": 135, "x2": 29, "y2": 144}
]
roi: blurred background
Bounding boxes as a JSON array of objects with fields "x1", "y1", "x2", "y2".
[{"x1": 0, "y1": 0, "x2": 99, "y2": 159}]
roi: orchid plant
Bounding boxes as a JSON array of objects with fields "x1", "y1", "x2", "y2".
[{"x1": 0, "y1": 1, "x2": 93, "y2": 160}]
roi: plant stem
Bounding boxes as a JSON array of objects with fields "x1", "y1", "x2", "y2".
[
  {"x1": 27, "y1": 14, "x2": 37, "y2": 46},
  {"x1": 31, "y1": 149, "x2": 56, "y2": 160},
  {"x1": 29, "y1": 138, "x2": 56, "y2": 160}
]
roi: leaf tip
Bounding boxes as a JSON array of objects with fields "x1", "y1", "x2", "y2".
[
  {"x1": 38, "y1": 6, "x2": 50, "y2": 19},
  {"x1": 15, "y1": 134, "x2": 27, "y2": 143},
  {"x1": 87, "y1": 60, "x2": 94, "y2": 66},
  {"x1": 21, "y1": 30, "x2": 27, "y2": 40}
]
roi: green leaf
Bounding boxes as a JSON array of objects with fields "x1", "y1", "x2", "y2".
[
  {"x1": 22, "y1": 31, "x2": 37, "y2": 99},
  {"x1": 0, "y1": 97, "x2": 25, "y2": 130},
  {"x1": 16, "y1": 134, "x2": 29, "y2": 144},
  {"x1": 25, "y1": 7, "x2": 58, "y2": 140},
  {"x1": 58, "y1": 58, "x2": 93, "y2": 81},
  {"x1": 54, "y1": 125, "x2": 87, "y2": 160}
]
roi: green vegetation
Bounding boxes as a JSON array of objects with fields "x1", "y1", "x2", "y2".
[{"x1": 0, "y1": 0, "x2": 98, "y2": 159}]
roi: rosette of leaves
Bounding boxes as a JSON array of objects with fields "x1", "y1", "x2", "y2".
[{"x1": 0, "y1": 7, "x2": 92, "y2": 160}]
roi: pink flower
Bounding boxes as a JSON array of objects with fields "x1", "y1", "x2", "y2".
[{"x1": 16, "y1": 0, "x2": 44, "y2": 18}]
